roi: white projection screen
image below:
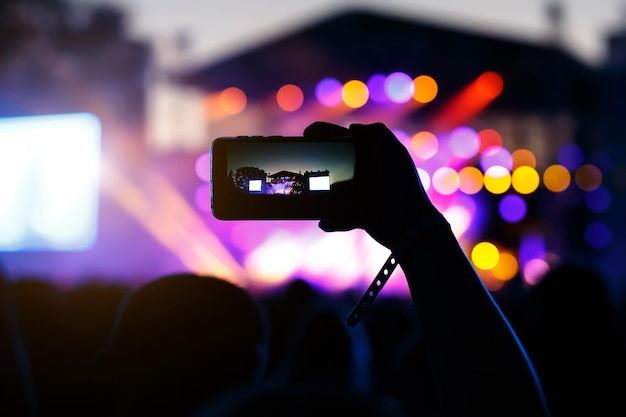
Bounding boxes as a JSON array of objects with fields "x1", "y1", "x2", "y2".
[{"x1": 0, "y1": 113, "x2": 102, "y2": 251}]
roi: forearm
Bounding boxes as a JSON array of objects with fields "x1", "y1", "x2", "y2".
[{"x1": 399, "y1": 223, "x2": 550, "y2": 417}]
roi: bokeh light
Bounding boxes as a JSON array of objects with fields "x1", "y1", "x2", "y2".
[
  {"x1": 219, "y1": 87, "x2": 247, "y2": 115},
  {"x1": 523, "y1": 258, "x2": 550, "y2": 285},
  {"x1": 458, "y1": 166, "x2": 483, "y2": 194},
  {"x1": 190, "y1": 74, "x2": 618, "y2": 295},
  {"x1": 511, "y1": 166, "x2": 540, "y2": 194},
  {"x1": 412, "y1": 74, "x2": 438, "y2": 103},
  {"x1": 543, "y1": 164, "x2": 571, "y2": 192},
  {"x1": 498, "y1": 194, "x2": 527, "y2": 223},
  {"x1": 385, "y1": 72, "x2": 414, "y2": 103},
  {"x1": 512, "y1": 148, "x2": 536, "y2": 169},
  {"x1": 442, "y1": 194, "x2": 477, "y2": 239},
  {"x1": 492, "y1": 251, "x2": 518, "y2": 281},
  {"x1": 558, "y1": 143, "x2": 584, "y2": 170},
  {"x1": 519, "y1": 233, "x2": 546, "y2": 268},
  {"x1": 480, "y1": 145, "x2": 512, "y2": 172},
  {"x1": 483, "y1": 166, "x2": 511, "y2": 194},
  {"x1": 194, "y1": 152, "x2": 211, "y2": 182},
  {"x1": 448, "y1": 126, "x2": 480, "y2": 159},
  {"x1": 366, "y1": 73, "x2": 388, "y2": 104},
  {"x1": 575, "y1": 164, "x2": 602, "y2": 191},
  {"x1": 342, "y1": 79, "x2": 369, "y2": 108},
  {"x1": 276, "y1": 84, "x2": 304, "y2": 111},
  {"x1": 478, "y1": 129, "x2": 503, "y2": 151},
  {"x1": 443, "y1": 202, "x2": 474, "y2": 237},
  {"x1": 432, "y1": 167, "x2": 460, "y2": 195},
  {"x1": 315, "y1": 77, "x2": 343, "y2": 107},
  {"x1": 471, "y1": 241, "x2": 500, "y2": 270},
  {"x1": 411, "y1": 131, "x2": 439, "y2": 159}
]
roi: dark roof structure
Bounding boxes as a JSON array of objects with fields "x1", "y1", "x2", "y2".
[
  {"x1": 179, "y1": 7, "x2": 594, "y2": 113},
  {"x1": 269, "y1": 170, "x2": 302, "y2": 178}
]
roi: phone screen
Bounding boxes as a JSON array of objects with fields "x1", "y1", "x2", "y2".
[{"x1": 211, "y1": 136, "x2": 355, "y2": 220}]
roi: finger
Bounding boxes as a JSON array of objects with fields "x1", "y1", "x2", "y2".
[
  {"x1": 304, "y1": 121, "x2": 350, "y2": 138},
  {"x1": 318, "y1": 219, "x2": 357, "y2": 232}
]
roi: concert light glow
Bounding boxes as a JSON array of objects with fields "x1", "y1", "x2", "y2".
[
  {"x1": 575, "y1": 164, "x2": 602, "y2": 191},
  {"x1": 384, "y1": 72, "x2": 414, "y2": 103},
  {"x1": 511, "y1": 166, "x2": 540, "y2": 194},
  {"x1": 471, "y1": 241, "x2": 500, "y2": 270},
  {"x1": 366, "y1": 73, "x2": 389, "y2": 104},
  {"x1": 543, "y1": 164, "x2": 571, "y2": 192},
  {"x1": 315, "y1": 77, "x2": 344, "y2": 107},
  {"x1": 4, "y1": 68, "x2": 615, "y2": 292},
  {"x1": 220, "y1": 87, "x2": 247, "y2": 115},
  {"x1": 410, "y1": 131, "x2": 439, "y2": 159},
  {"x1": 498, "y1": 194, "x2": 527, "y2": 223},
  {"x1": 342, "y1": 80, "x2": 369, "y2": 108},
  {"x1": 0, "y1": 113, "x2": 101, "y2": 251},
  {"x1": 412, "y1": 75, "x2": 438, "y2": 104},
  {"x1": 276, "y1": 84, "x2": 304, "y2": 112}
]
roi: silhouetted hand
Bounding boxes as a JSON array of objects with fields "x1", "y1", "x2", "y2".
[{"x1": 303, "y1": 121, "x2": 446, "y2": 252}]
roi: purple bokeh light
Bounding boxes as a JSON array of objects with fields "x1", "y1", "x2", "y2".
[
  {"x1": 557, "y1": 143, "x2": 584, "y2": 170},
  {"x1": 195, "y1": 152, "x2": 211, "y2": 182},
  {"x1": 498, "y1": 194, "x2": 527, "y2": 223},
  {"x1": 585, "y1": 221, "x2": 611, "y2": 249},
  {"x1": 448, "y1": 126, "x2": 480, "y2": 160},
  {"x1": 519, "y1": 232, "x2": 546, "y2": 267},
  {"x1": 480, "y1": 145, "x2": 512, "y2": 172},
  {"x1": 366, "y1": 73, "x2": 388, "y2": 104},
  {"x1": 315, "y1": 77, "x2": 343, "y2": 107}
]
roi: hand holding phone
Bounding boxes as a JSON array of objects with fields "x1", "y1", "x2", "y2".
[{"x1": 305, "y1": 122, "x2": 444, "y2": 250}]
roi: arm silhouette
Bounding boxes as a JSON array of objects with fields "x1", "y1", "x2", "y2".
[{"x1": 305, "y1": 121, "x2": 551, "y2": 417}]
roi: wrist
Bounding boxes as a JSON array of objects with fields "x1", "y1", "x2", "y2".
[{"x1": 390, "y1": 214, "x2": 450, "y2": 263}]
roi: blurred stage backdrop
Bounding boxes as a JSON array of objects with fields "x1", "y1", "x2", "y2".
[{"x1": 1, "y1": 3, "x2": 625, "y2": 302}]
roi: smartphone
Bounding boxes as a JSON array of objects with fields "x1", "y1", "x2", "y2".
[{"x1": 210, "y1": 135, "x2": 356, "y2": 220}]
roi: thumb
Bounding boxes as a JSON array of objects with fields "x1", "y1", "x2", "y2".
[{"x1": 318, "y1": 218, "x2": 357, "y2": 233}]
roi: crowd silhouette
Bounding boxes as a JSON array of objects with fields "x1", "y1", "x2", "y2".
[{"x1": 1, "y1": 122, "x2": 625, "y2": 417}]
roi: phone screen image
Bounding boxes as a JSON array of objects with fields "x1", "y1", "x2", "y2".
[{"x1": 211, "y1": 136, "x2": 355, "y2": 220}]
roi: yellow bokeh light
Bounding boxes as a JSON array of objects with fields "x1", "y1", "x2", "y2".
[
  {"x1": 413, "y1": 75, "x2": 438, "y2": 103},
  {"x1": 471, "y1": 241, "x2": 500, "y2": 270},
  {"x1": 511, "y1": 148, "x2": 536, "y2": 169},
  {"x1": 342, "y1": 79, "x2": 369, "y2": 108},
  {"x1": 492, "y1": 252, "x2": 518, "y2": 281},
  {"x1": 543, "y1": 164, "x2": 571, "y2": 192},
  {"x1": 458, "y1": 166, "x2": 484, "y2": 194},
  {"x1": 512, "y1": 166, "x2": 540, "y2": 194},
  {"x1": 483, "y1": 166, "x2": 511, "y2": 194},
  {"x1": 575, "y1": 164, "x2": 602, "y2": 191}
]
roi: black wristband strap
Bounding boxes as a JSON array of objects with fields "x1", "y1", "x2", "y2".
[{"x1": 346, "y1": 215, "x2": 449, "y2": 327}]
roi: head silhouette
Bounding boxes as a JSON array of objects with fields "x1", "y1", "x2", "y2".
[{"x1": 96, "y1": 272, "x2": 267, "y2": 416}]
